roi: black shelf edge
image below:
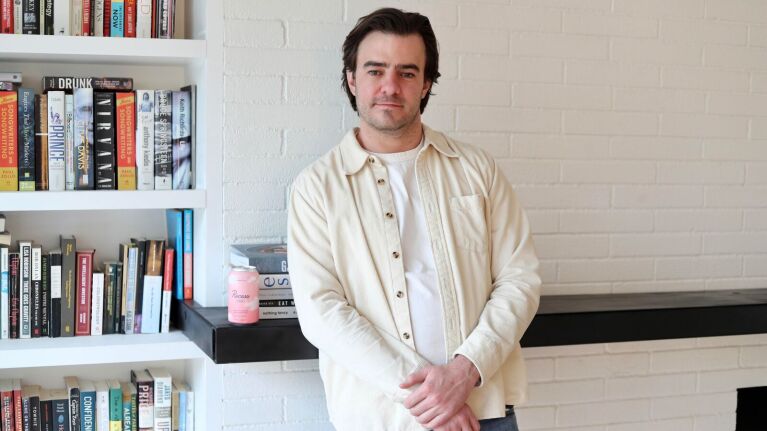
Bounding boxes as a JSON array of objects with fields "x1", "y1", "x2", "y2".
[{"x1": 176, "y1": 288, "x2": 767, "y2": 364}]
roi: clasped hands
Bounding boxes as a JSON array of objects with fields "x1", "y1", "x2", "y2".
[{"x1": 399, "y1": 355, "x2": 481, "y2": 431}]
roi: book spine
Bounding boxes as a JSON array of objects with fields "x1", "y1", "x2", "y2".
[
  {"x1": 151, "y1": 376, "x2": 170, "y2": 431},
  {"x1": 60, "y1": 236, "x2": 76, "y2": 337},
  {"x1": 81, "y1": 391, "x2": 95, "y2": 431},
  {"x1": 109, "y1": 0, "x2": 123, "y2": 37},
  {"x1": 30, "y1": 246, "x2": 41, "y2": 337},
  {"x1": 123, "y1": 247, "x2": 137, "y2": 334},
  {"x1": 13, "y1": 381, "x2": 21, "y2": 431},
  {"x1": 113, "y1": 263, "x2": 122, "y2": 334},
  {"x1": 160, "y1": 249, "x2": 173, "y2": 333},
  {"x1": 258, "y1": 288, "x2": 293, "y2": 300},
  {"x1": 75, "y1": 250, "x2": 94, "y2": 336},
  {"x1": 182, "y1": 209, "x2": 193, "y2": 300},
  {"x1": 94, "y1": 92, "x2": 116, "y2": 190},
  {"x1": 17, "y1": 87, "x2": 35, "y2": 191},
  {"x1": 171, "y1": 91, "x2": 191, "y2": 190},
  {"x1": 90, "y1": 272, "x2": 104, "y2": 335},
  {"x1": 0, "y1": 92, "x2": 18, "y2": 191},
  {"x1": 43, "y1": 0, "x2": 52, "y2": 34},
  {"x1": 68, "y1": 386, "x2": 80, "y2": 431},
  {"x1": 19, "y1": 241, "x2": 31, "y2": 339},
  {"x1": 178, "y1": 389, "x2": 185, "y2": 431},
  {"x1": 35, "y1": 93, "x2": 47, "y2": 190},
  {"x1": 51, "y1": 397, "x2": 68, "y2": 431},
  {"x1": 131, "y1": 240, "x2": 145, "y2": 333},
  {"x1": 21, "y1": 0, "x2": 40, "y2": 34},
  {"x1": 135, "y1": 0, "x2": 149, "y2": 38},
  {"x1": 40, "y1": 254, "x2": 49, "y2": 337},
  {"x1": 135, "y1": 90, "x2": 154, "y2": 190},
  {"x1": 165, "y1": 210, "x2": 183, "y2": 300},
  {"x1": 124, "y1": 0, "x2": 134, "y2": 37},
  {"x1": 0, "y1": 247, "x2": 8, "y2": 339},
  {"x1": 115, "y1": 92, "x2": 136, "y2": 190},
  {"x1": 0, "y1": 387, "x2": 11, "y2": 431},
  {"x1": 71, "y1": 0, "x2": 82, "y2": 36},
  {"x1": 120, "y1": 390, "x2": 131, "y2": 431},
  {"x1": 259, "y1": 306, "x2": 298, "y2": 320},
  {"x1": 22, "y1": 394, "x2": 30, "y2": 431},
  {"x1": 139, "y1": 275, "x2": 161, "y2": 334},
  {"x1": 29, "y1": 392, "x2": 40, "y2": 431},
  {"x1": 47, "y1": 90, "x2": 66, "y2": 191},
  {"x1": 93, "y1": 0, "x2": 103, "y2": 36},
  {"x1": 183, "y1": 390, "x2": 192, "y2": 431},
  {"x1": 259, "y1": 274, "x2": 291, "y2": 289},
  {"x1": 74, "y1": 88, "x2": 94, "y2": 190},
  {"x1": 49, "y1": 251, "x2": 62, "y2": 338},
  {"x1": 102, "y1": 264, "x2": 114, "y2": 334},
  {"x1": 108, "y1": 385, "x2": 121, "y2": 431},
  {"x1": 65, "y1": 94, "x2": 75, "y2": 190},
  {"x1": 153, "y1": 90, "x2": 171, "y2": 190},
  {"x1": 157, "y1": 0, "x2": 169, "y2": 38},
  {"x1": 1, "y1": 0, "x2": 12, "y2": 32},
  {"x1": 134, "y1": 380, "x2": 152, "y2": 429},
  {"x1": 12, "y1": 0, "x2": 19, "y2": 34},
  {"x1": 9, "y1": 253, "x2": 19, "y2": 339},
  {"x1": 82, "y1": 0, "x2": 91, "y2": 35},
  {"x1": 96, "y1": 386, "x2": 109, "y2": 431},
  {"x1": 53, "y1": 0, "x2": 70, "y2": 35}
]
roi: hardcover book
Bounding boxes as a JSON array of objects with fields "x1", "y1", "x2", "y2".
[
  {"x1": 60, "y1": 235, "x2": 76, "y2": 337},
  {"x1": 35, "y1": 93, "x2": 48, "y2": 190},
  {"x1": 49, "y1": 250, "x2": 62, "y2": 338},
  {"x1": 182, "y1": 209, "x2": 193, "y2": 300},
  {"x1": 135, "y1": 0, "x2": 150, "y2": 37},
  {"x1": 9, "y1": 253, "x2": 18, "y2": 339},
  {"x1": 42, "y1": 0, "x2": 52, "y2": 34},
  {"x1": 171, "y1": 90, "x2": 191, "y2": 190},
  {"x1": 64, "y1": 376, "x2": 80, "y2": 431},
  {"x1": 93, "y1": 0, "x2": 103, "y2": 36},
  {"x1": 71, "y1": 0, "x2": 82, "y2": 35},
  {"x1": 135, "y1": 90, "x2": 154, "y2": 190},
  {"x1": 17, "y1": 87, "x2": 35, "y2": 191},
  {"x1": 153, "y1": 90, "x2": 171, "y2": 190},
  {"x1": 18, "y1": 240, "x2": 31, "y2": 339},
  {"x1": 0, "y1": 379, "x2": 14, "y2": 431},
  {"x1": 64, "y1": 94, "x2": 74, "y2": 190},
  {"x1": 124, "y1": 0, "x2": 135, "y2": 37},
  {"x1": 74, "y1": 87, "x2": 94, "y2": 190},
  {"x1": 21, "y1": 0, "x2": 39, "y2": 34},
  {"x1": 75, "y1": 249, "x2": 95, "y2": 336},
  {"x1": 107, "y1": 380, "x2": 121, "y2": 431},
  {"x1": 42, "y1": 77, "x2": 133, "y2": 92},
  {"x1": 40, "y1": 253, "x2": 49, "y2": 336},
  {"x1": 79, "y1": 380, "x2": 96, "y2": 431},
  {"x1": 131, "y1": 239, "x2": 146, "y2": 333},
  {"x1": 31, "y1": 245, "x2": 41, "y2": 337},
  {"x1": 47, "y1": 90, "x2": 66, "y2": 191},
  {"x1": 94, "y1": 92, "x2": 116, "y2": 190},
  {"x1": 0, "y1": 91, "x2": 18, "y2": 191},
  {"x1": 229, "y1": 243, "x2": 288, "y2": 274},
  {"x1": 115, "y1": 92, "x2": 135, "y2": 190},
  {"x1": 181, "y1": 85, "x2": 196, "y2": 188},
  {"x1": 259, "y1": 273, "x2": 291, "y2": 289},
  {"x1": 49, "y1": 388, "x2": 70, "y2": 431},
  {"x1": 160, "y1": 248, "x2": 174, "y2": 333},
  {"x1": 165, "y1": 210, "x2": 183, "y2": 300},
  {"x1": 140, "y1": 239, "x2": 164, "y2": 334},
  {"x1": 81, "y1": 0, "x2": 91, "y2": 35},
  {"x1": 146, "y1": 368, "x2": 171, "y2": 431},
  {"x1": 130, "y1": 370, "x2": 152, "y2": 430}
]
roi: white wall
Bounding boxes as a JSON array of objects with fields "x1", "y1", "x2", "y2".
[{"x1": 218, "y1": 0, "x2": 767, "y2": 429}]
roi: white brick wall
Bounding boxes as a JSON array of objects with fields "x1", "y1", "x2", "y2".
[{"x1": 219, "y1": 0, "x2": 767, "y2": 429}]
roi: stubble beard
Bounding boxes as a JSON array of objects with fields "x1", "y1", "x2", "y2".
[{"x1": 358, "y1": 100, "x2": 420, "y2": 135}]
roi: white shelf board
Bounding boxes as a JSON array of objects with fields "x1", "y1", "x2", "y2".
[
  {"x1": 0, "y1": 190, "x2": 206, "y2": 211},
  {"x1": 0, "y1": 34, "x2": 206, "y2": 65},
  {"x1": 0, "y1": 331, "x2": 205, "y2": 368}
]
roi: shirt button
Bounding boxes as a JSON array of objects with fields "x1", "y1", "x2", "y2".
[
  {"x1": 392, "y1": 251, "x2": 400, "y2": 258},
  {"x1": 377, "y1": 178, "x2": 386, "y2": 185},
  {"x1": 368, "y1": 157, "x2": 375, "y2": 164},
  {"x1": 396, "y1": 291, "x2": 404, "y2": 298},
  {"x1": 385, "y1": 212, "x2": 394, "y2": 218},
  {"x1": 403, "y1": 332, "x2": 410, "y2": 340}
]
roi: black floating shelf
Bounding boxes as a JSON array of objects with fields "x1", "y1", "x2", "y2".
[{"x1": 176, "y1": 288, "x2": 767, "y2": 364}]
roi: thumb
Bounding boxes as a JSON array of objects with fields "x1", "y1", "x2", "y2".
[{"x1": 400, "y1": 367, "x2": 429, "y2": 389}]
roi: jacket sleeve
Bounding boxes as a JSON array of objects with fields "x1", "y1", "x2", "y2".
[
  {"x1": 287, "y1": 176, "x2": 430, "y2": 403},
  {"x1": 452, "y1": 157, "x2": 542, "y2": 387}
]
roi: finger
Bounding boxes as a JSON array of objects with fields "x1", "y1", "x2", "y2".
[
  {"x1": 425, "y1": 412, "x2": 452, "y2": 430},
  {"x1": 403, "y1": 386, "x2": 429, "y2": 409},
  {"x1": 416, "y1": 404, "x2": 441, "y2": 426},
  {"x1": 410, "y1": 396, "x2": 436, "y2": 417},
  {"x1": 400, "y1": 367, "x2": 429, "y2": 389}
]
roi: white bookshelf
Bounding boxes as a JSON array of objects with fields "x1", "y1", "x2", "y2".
[{"x1": 0, "y1": 1, "x2": 225, "y2": 429}]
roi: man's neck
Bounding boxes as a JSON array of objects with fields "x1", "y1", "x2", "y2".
[{"x1": 356, "y1": 121, "x2": 424, "y2": 154}]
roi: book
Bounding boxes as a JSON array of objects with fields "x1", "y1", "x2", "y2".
[
  {"x1": 0, "y1": 380, "x2": 12, "y2": 431},
  {"x1": 146, "y1": 368, "x2": 171, "y2": 431},
  {"x1": 153, "y1": 90, "x2": 171, "y2": 190},
  {"x1": 94, "y1": 381, "x2": 109, "y2": 431},
  {"x1": 107, "y1": 380, "x2": 121, "y2": 431},
  {"x1": 160, "y1": 248, "x2": 174, "y2": 333},
  {"x1": 174, "y1": 381, "x2": 192, "y2": 431},
  {"x1": 229, "y1": 244, "x2": 288, "y2": 274},
  {"x1": 30, "y1": 245, "x2": 41, "y2": 337},
  {"x1": 135, "y1": 90, "x2": 154, "y2": 190},
  {"x1": 0, "y1": 246, "x2": 7, "y2": 339},
  {"x1": 0, "y1": 91, "x2": 18, "y2": 191},
  {"x1": 64, "y1": 94, "x2": 74, "y2": 190},
  {"x1": 42, "y1": 77, "x2": 134, "y2": 93},
  {"x1": 181, "y1": 85, "x2": 196, "y2": 188},
  {"x1": 12, "y1": 379, "x2": 21, "y2": 431},
  {"x1": 259, "y1": 273, "x2": 291, "y2": 289},
  {"x1": 131, "y1": 239, "x2": 146, "y2": 333},
  {"x1": 259, "y1": 288, "x2": 293, "y2": 300},
  {"x1": 79, "y1": 380, "x2": 95, "y2": 431},
  {"x1": 12, "y1": 0, "x2": 19, "y2": 34},
  {"x1": 40, "y1": 253, "x2": 49, "y2": 336},
  {"x1": 91, "y1": 272, "x2": 104, "y2": 335},
  {"x1": 39, "y1": 388, "x2": 54, "y2": 431},
  {"x1": 94, "y1": 92, "x2": 116, "y2": 190},
  {"x1": 103, "y1": 0, "x2": 110, "y2": 36},
  {"x1": 165, "y1": 210, "x2": 183, "y2": 300},
  {"x1": 0, "y1": 0, "x2": 12, "y2": 32},
  {"x1": 130, "y1": 370, "x2": 152, "y2": 430},
  {"x1": 119, "y1": 382, "x2": 135, "y2": 431},
  {"x1": 182, "y1": 209, "x2": 193, "y2": 300},
  {"x1": 60, "y1": 235, "x2": 76, "y2": 337},
  {"x1": 71, "y1": 0, "x2": 82, "y2": 35},
  {"x1": 124, "y1": 0, "x2": 134, "y2": 37},
  {"x1": 47, "y1": 90, "x2": 66, "y2": 191},
  {"x1": 140, "y1": 239, "x2": 164, "y2": 334},
  {"x1": 171, "y1": 90, "x2": 191, "y2": 190},
  {"x1": 115, "y1": 92, "x2": 135, "y2": 190},
  {"x1": 17, "y1": 87, "x2": 35, "y2": 191},
  {"x1": 48, "y1": 250, "x2": 62, "y2": 338},
  {"x1": 93, "y1": 0, "x2": 103, "y2": 36},
  {"x1": 42, "y1": 0, "x2": 51, "y2": 34},
  {"x1": 103, "y1": 262, "x2": 121, "y2": 335},
  {"x1": 170, "y1": 383, "x2": 179, "y2": 431},
  {"x1": 82, "y1": 0, "x2": 91, "y2": 35},
  {"x1": 75, "y1": 249, "x2": 95, "y2": 336},
  {"x1": 9, "y1": 253, "x2": 18, "y2": 339},
  {"x1": 74, "y1": 88, "x2": 94, "y2": 190},
  {"x1": 135, "y1": 0, "x2": 149, "y2": 37},
  {"x1": 21, "y1": 385, "x2": 32, "y2": 431},
  {"x1": 260, "y1": 299, "x2": 295, "y2": 307},
  {"x1": 49, "y1": 388, "x2": 70, "y2": 431},
  {"x1": 35, "y1": 93, "x2": 48, "y2": 190},
  {"x1": 156, "y1": 0, "x2": 171, "y2": 38},
  {"x1": 18, "y1": 240, "x2": 31, "y2": 339},
  {"x1": 64, "y1": 376, "x2": 80, "y2": 431},
  {"x1": 123, "y1": 245, "x2": 138, "y2": 334},
  {"x1": 110, "y1": 0, "x2": 123, "y2": 37},
  {"x1": 259, "y1": 307, "x2": 297, "y2": 320},
  {"x1": 53, "y1": 0, "x2": 69, "y2": 35}
]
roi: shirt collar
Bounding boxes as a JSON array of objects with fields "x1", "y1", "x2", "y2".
[{"x1": 340, "y1": 124, "x2": 459, "y2": 175}]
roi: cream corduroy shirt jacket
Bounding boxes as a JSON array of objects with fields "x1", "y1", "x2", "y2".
[{"x1": 287, "y1": 125, "x2": 541, "y2": 431}]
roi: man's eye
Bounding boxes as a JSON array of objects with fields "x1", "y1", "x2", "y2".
[
  {"x1": 401, "y1": 73, "x2": 415, "y2": 78},
  {"x1": 368, "y1": 70, "x2": 382, "y2": 76}
]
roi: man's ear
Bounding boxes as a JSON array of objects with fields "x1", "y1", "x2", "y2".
[
  {"x1": 346, "y1": 70, "x2": 357, "y2": 96},
  {"x1": 422, "y1": 80, "x2": 431, "y2": 99}
]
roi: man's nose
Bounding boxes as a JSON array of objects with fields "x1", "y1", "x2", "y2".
[{"x1": 380, "y1": 71, "x2": 401, "y2": 95}]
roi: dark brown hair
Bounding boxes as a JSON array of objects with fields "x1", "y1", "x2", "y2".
[{"x1": 342, "y1": 8, "x2": 440, "y2": 113}]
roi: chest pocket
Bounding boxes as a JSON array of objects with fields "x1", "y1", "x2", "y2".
[{"x1": 450, "y1": 194, "x2": 488, "y2": 253}]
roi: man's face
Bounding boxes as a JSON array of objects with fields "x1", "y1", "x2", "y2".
[{"x1": 346, "y1": 31, "x2": 431, "y2": 134}]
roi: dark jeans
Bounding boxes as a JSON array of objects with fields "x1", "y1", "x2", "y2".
[{"x1": 478, "y1": 406, "x2": 518, "y2": 431}]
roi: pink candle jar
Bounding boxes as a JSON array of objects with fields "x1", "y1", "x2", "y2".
[{"x1": 227, "y1": 265, "x2": 260, "y2": 324}]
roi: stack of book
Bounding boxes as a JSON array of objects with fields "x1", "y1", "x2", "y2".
[
  {"x1": 229, "y1": 243, "x2": 295, "y2": 320},
  {"x1": 0, "y1": 0, "x2": 178, "y2": 38},
  {"x1": 0, "y1": 368, "x2": 194, "y2": 431},
  {"x1": 0, "y1": 72, "x2": 195, "y2": 192}
]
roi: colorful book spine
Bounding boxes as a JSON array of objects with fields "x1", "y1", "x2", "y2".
[
  {"x1": 153, "y1": 90, "x2": 171, "y2": 190},
  {"x1": 165, "y1": 210, "x2": 183, "y2": 300},
  {"x1": 74, "y1": 88, "x2": 94, "y2": 190},
  {"x1": 91, "y1": 272, "x2": 104, "y2": 335},
  {"x1": 18, "y1": 241, "x2": 31, "y2": 339},
  {"x1": 9, "y1": 253, "x2": 18, "y2": 339},
  {"x1": 160, "y1": 248, "x2": 174, "y2": 333},
  {"x1": 130, "y1": 370, "x2": 152, "y2": 430},
  {"x1": 0, "y1": 246, "x2": 8, "y2": 339},
  {"x1": 94, "y1": 92, "x2": 116, "y2": 190},
  {"x1": 40, "y1": 253, "x2": 49, "y2": 337},
  {"x1": 116, "y1": 92, "x2": 135, "y2": 190},
  {"x1": 124, "y1": 0, "x2": 135, "y2": 37},
  {"x1": 75, "y1": 249, "x2": 94, "y2": 336},
  {"x1": 17, "y1": 87, "x2": 35, "y2": 191},
  {"x1": 50, "y1": 388, "x2": 69, "y2": 431},
  {"x1": 103, "y1": 0, "x2": 110, "y2": 36},
  {"x1": 82, "y1": 0, "x2": 91, "y2": 35},
  {"x1": 42, "y1": 77, "x2": 133, "y2": 92},
  {"x1": 109, "y1": 0, "x2": 123, "y2": 37},
  {"x1": 135, "y1": 90, "x2": 154, "y2": 190},
  {"x1": 79, "y1": 380, "x2": 95, "y2": 431},
  {"x1": 135, "y1": 0, "x2": 149, "y2": 38},
  {"x1": 107, "y1": 380, "x2": 121, "y2": 431},
  {"x1": 35, "y1": 93, "x2": 48, "y2": 190},
  {"x1": 171, "y1": 90, "x2": 191, "y2": 190},
  {"x1": 119, "y1": 382, "x2": 135, "y2": 431},
  {"x1": 53, "y1": 0, "x2": 70, "y2": 35},
  {"x1": 182, "y1": 209, "x2": 193, "y2": 300},
  {"x1": 140, "y1": 240, "x2": 164, "y2": 334},
  {"x1": 60, "y1": 235, "x2": 76, "y2": 337},
  {"x1": 0, "y1": 91, "x2": 18, "y2": 191},
  {"x1": 30, "y1": 245, "x2": 41, "y2": 337},
  {"x1": 47, "y1": 90, "x2": 66, "y2": 191}
]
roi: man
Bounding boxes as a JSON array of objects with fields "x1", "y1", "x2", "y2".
[{"x1": 288, "y1": 8, "x2": 540, "y2": 431}]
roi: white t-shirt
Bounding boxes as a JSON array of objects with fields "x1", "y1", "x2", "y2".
[{"x1": 370, "y1": 142, "x2": 448, "y2": 365}]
